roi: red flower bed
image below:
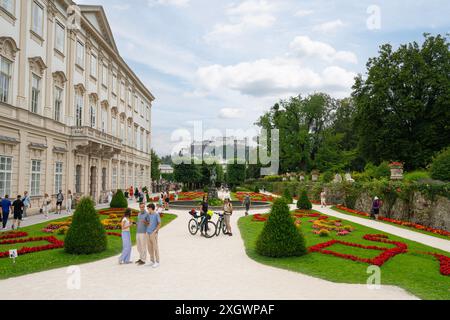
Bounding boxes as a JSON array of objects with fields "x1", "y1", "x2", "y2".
[
  {"x1": 106, "y1": 232, "x2": 122, "y2": 238},
  {"x1": 336, "y1": 205, "x2": 450, "y2": 237},
  {"x1": 253, "y1": 214, "x2": 269, "y2": 222},
  {"x1": 308, "y1": 234, "x2": 408, "y2": 267},
  {"x1": 434, "y1": 254, "x2": 450, "y2": 276},
  {"x1": 0, "y1": 236, "x2": 64, "y2": 259},
  {"x1": 0, "y1": 232, "x2": 29, "y2": 240},
  {"x1": 235, "y1": 192, "x2": 274, "y2": 202}
]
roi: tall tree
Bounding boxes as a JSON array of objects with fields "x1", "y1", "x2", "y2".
[
  {"x1": 151, "y1": 149, "x2": 161, "y2": 181},
  {"x1": 352, "y1": 34, "x2": 450, "y2": 170}
]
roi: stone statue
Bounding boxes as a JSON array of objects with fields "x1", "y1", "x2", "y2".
[
  {"x1": 333, "y1": 174, "x2": 343, "y2": 183},
  {"x1": 210, "y1": 167, "x2": 217, "y2": 187},
  {"x1": 345, "y1": 173, "x2": 355, "y2": 183}
]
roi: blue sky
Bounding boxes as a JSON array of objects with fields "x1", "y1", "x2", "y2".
[{"x1": 77, "y1": 0, "x2": 450, "y2": 156}]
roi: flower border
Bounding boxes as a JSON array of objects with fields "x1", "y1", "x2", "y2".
[{"x1": 0, "y1": 236, "x2": 64, "y2": 259}]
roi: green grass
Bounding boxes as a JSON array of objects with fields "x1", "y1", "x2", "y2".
[
  {"x1": 0, "y1": 212, "x2": 177, "y2": 280},
  {"x1": 331, "y1": 206, "x2": 450, "y2": 241},
  {"x1": 238, "y1": 211, "x2": 450, "y2": 300}
]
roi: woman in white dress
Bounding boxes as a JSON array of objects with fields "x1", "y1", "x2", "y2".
[{"x1": 42, "y1": 193, "x2": 51, "y2": 219}]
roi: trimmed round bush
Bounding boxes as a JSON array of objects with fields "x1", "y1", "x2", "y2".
[
  {"x1": 282, "y1": 188, "x2": 293, "y2": 204},
  {"x1": 256, "y1": 198, "x2": 307, "y2": 258},
  {"x1": 110, "y1": 189, "x2": 128, "y2": 209},
  {"x1": 64, "y1": 197, "x2": 107, "y2": 255},
  {"x1": 430, "y1": 148, "x2": 450, "y2": 182},
  {"x1": 297, "y1": 189, "x2": 312, "y2": 210}
]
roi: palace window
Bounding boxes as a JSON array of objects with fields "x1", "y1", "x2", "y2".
[
  {"x1": 111, "y1": 167, "x2": 117, "y2": 189},
  {"x1": 0, "y1": 0, "x2": 14, "y2": 14},
  {"x1": 76, "y1": 41, "x2": 84, "y2": 67},
  {"x1": 54, "y1": 162, "x2": 63, "y2": 194},
  {"x1": 112, "y1": 74, "x2": 117, "y2": 94},
  {"x1": 101, "y1": 107, "x2": 107, "y2": 133},
  {"x1": 31, "y1": 74, "x2": 41, "y2": 113},
  {"x1": 120, "y1": 121, "x2": 125, "y2": 141},
  {"x1": 135, "y1": 126, "x2": 139, "y2": 149},
  {"x1": 120, "y1": 167, "x2": 125, "y2": 189},
  {"x1": 31, "y1": 1, "x2": 43, "y2": 36},
  {"x1": 112, "y1": 116, "x2": 117, "y2": 137},
  {"x1": 102, "y1": 64, "x2": 108, "y2": 87},
  {"x1": 55, "y1": 22, "x2": 65, "y2": 53},
  {"x1": 75, "y1": 165, "x2": 82, "y2": 193},
  {"x1": 90, "y1": 54, "x2": 97, "y2": 77},
  {"x1": 30, "y1": 159, "x2": 41, "y2": 196},
  {"x1": 101, "y1": 168, "x2": 106, "y2": 191},
  {"x1": 0, "y1": 156, "x2": 12, "y2": 198},
  {"x1": 75, "y1": 93, "x2": 83, "y2": 127},
  {"x1": 127, "y1": 124, "x2": 132, "y2": 145},
  {"x1": 54, "y1": 86, "x2": 63, "y2": 121},
  {"x1": 0, "y1": 56, "x2": 12, "y2": 103},
  {"x1": 90, "y1": 104, "x2": 96, "y2": 128}
]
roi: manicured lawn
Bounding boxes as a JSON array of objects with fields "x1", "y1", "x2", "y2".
[
  {"x1": 331, "y1": 206, "x2": 450, "y2": 241},
  {"x1": 238, "y1": 211, "x2": 450, "y2": 300},
  {"x1": 0, "y1": 212, "x2": 177, "y2": 280}
]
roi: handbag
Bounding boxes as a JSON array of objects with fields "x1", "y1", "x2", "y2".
[{"x1": 39, "y1": 208, "x2": 43, "y2": 214}]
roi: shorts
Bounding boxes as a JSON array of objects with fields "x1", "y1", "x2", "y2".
[
  {"x1": 57, "y1": 201, "x2": 63, "y2": 206},
  {"x1": 14, "y1": 212, "x2": 22, "y2": 220},
  {"x1": 165, "y1": 198, "x2": 170, "y2": 203}
]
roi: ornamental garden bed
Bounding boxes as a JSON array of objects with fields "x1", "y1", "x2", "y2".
[
  {"x1": 332, "y1": 205, "x2": 450, "y2": 240},
  {"x1": 239, "y1": 210, "x2": 450, "y2": 300},
  {"x1": 0, "y1": 209, "x2": 177, "y2": 280}
]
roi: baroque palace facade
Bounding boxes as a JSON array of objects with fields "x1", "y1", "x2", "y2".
[{"x1": 0, "y1": 0, "x2": 154, "y2": 213}]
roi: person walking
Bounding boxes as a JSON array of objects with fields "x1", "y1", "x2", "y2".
[
  {"x1": 119, "y1": 209, "x2": 133, "y2": 265},
  {"x1": 371, "y1": 196, "x2": 382, "y2": 220},
  {"x1": 243, "y1": 194, "x2": 251, "y2": 216},
  {"x1": 11, "y1": 195, "x2": 24, "y2": 230},
  {"x1": 146, "y1": 203, "x2": 161, "y2": 268},
  {"x1": 134, "y1": 188, "x2": 140, "y2": 201},
  {"x1": 67, "y1": 190, "x2": 73, "y2": 214},
  {"x1": 135, "y1": 202, "x2": 150, "y2": 266},
  {"x1": 22, "y1": 191, "x2": 31, "y2": 220},
  {"x1": 320, "y1": 190, "x2": 327, "y2": 208},
  {"x1": 41, "y1": 194, "x2": 51, "y2": 219},
  {"x1": 223, "y1": 198, "x2": 233, "y2": 236},
  {"x1": 164, "y1": 192, "x2": 170, "y2": 211},
  {"x1": 0, "y1": 195, "x2": 12, "y2": 230},
  {"x1": 199, "y1": 194, "x2": 209, "y2": 237},
  {"x1": 56, "y1": 190, "x2": 64, "y2": 214}
]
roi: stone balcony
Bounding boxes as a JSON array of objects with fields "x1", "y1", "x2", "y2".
[{"x1": 70, "y1": 126, "x2": 123, "y2": 159}]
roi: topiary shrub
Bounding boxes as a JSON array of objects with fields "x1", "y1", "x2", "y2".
[
  {"x1": 282, "y1": 188, "x2": 293, "y2": 204},
  {"x1": 297, "y1": 189, "x2": 312, "y2": 210},
  {"x1": 430, "y1": 148, "x2": 450, "y2": 182},
  {"x1": 110, "y1": 189, "x2": 128, "y2": 209},
  {"x1": 64, "y1": 197, "x2": 107, "y2": 255},
  {"x1": 256, "y1": 198, "x2": 307, "y2": 258}
]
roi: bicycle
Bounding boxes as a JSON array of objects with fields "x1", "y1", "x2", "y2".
[
  {"x1": 188, "y1": 210, "x2": 216, "y2": 238},
  {"x1": 214, "y1": 212, "x2": 228, "y2": 236}
]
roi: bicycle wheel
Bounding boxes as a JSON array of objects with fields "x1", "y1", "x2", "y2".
[
  {"x1": 188, "y1": 219, "x2": 199, "y2": 236},
  {"x1": 204, "y1": 221, "x2": 217, "y2": 238},
  {"x1": 215, "y1": 220, "x2": 223, "y2": 236},
  {"x1": 222, "y1": 221, "x2": 227, "y2": 234}
]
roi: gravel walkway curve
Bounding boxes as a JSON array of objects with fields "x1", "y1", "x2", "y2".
[{"x1": 0, "y1": 205, "x2": 417, "y2": 300}]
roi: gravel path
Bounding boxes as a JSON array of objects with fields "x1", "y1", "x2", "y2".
[{"x1": 0, "y1": 205, "x2": 417, "y2": 300}]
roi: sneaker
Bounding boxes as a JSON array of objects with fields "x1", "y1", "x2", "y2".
[
  {"x1": 152, "y1": 262, "x2": 160, "y2": 269},
  {"x1": 137, "y1": 260, "x2": 146, "y2": 266},
  {"x1": 228, "y1": 233, "x2": 233, "y2": 237},
  {"x1": 135, "y1": 259, "x2": 142, "y2": 264},
  {"x1": 146, "y1": 262, "x2": 154, "y2": 267}
]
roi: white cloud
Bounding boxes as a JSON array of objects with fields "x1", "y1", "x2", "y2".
[
  {"x1": 219, "y1": 108, "x2": 245, "y2": 119},
  {"x1": 294, "y1": 9, "x2": 314, "y2": 17},
  {"x1": 289, "y1": 36, "x2": 358, "y2": 64},
  {"x1": 204, "y1": 0, "x2": 278, "y2": 42},
  {"x1": 148, "y1": 0, "x2": 190, "y2": 8},
  {"x1": 196, "y1": 57, "x2": 356, "y2": 98},
  {"x1": 313, "y1": 19, "x2": 345, "y2": 33}
]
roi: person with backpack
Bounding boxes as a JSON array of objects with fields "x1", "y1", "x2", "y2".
[
  {"x1": 0, "y1": 195, "x2": 12, "y2": 230},
  {"x1": 56, "y1": 190, "x2": 64, "y2": 214},
  {"x1": 371, "y1": 196, "x2": 382, "y2": 220},
  {"x1": 11, "y1": 195, "x2": 24, "y2": 230}
]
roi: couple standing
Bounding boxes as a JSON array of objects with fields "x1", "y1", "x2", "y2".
[{"x1": 135, "y1": 202, "x2": 161, "y2": 268}]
